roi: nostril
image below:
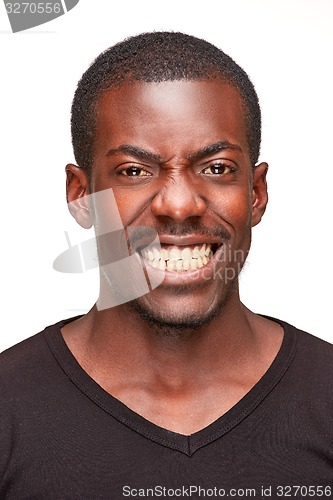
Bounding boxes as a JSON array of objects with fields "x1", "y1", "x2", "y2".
[{"x1": 150, "y1": 186, "x2": 207, "y2": 221}]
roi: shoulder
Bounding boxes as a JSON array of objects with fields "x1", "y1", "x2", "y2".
[
  {"x1": 0, "y1": 319, "x2": 70, "y2": 481},
  {"x1": 0, "y1": 319, "x2": 69, "y2": 393},
  {"x1": 264, "y1": 315, "x2": 333, "y2": 356},
  {"x1": 273, "y1": 318, "x2": 333, "y2": 392},
  {"x1": 0, "y1": 333, "x2": 47, "y2": 394},
  {"x1": 283, "y1": 319, "x2": 333, "y2": 360},
  {"x1": 0, "y1": 330, "x2": 47, "y2": 368},
  {"x1": 291, "y1": 322, "x2": 333, "y2": 376}
]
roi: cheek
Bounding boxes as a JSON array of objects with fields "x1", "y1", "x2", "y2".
[
  {"x1": 112, "y1": 187, "x2": 154, "y2": 227},
  {"x1": 92, "y1": 169, "x2": 150, "y2": 226},
  {"x1": 209, "y1": 185, "x2": 253, "y2": 231}
]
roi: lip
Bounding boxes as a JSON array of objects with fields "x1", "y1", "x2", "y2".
[
  {"x1": 157, "y1": 234, "x2": 225, "y2": 247},
  {"x1": 137, "y1": 242, "x2": 225, "y2": 287},
  {"x1": 131, "y1": 232, "x2": 225, "y2": 255}
]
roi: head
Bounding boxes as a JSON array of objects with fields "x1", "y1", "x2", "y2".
[
  {"x1": 66, "y1": 32, "x2": 268, "y2": 330},
  {"x1": 71, "y1": 31, "x2": 262, "y2": 181}
]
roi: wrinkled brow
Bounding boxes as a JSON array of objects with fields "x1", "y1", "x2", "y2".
[
  {"x1": 106, "y1": 145, "x2": 161, "y2": 163},
  {"x1": 106, "y1": 140, "x2": 242, "y2": 164}
]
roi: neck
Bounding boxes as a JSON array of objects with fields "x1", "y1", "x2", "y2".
[
  {"x1": 61, "y1": 287, "x2": 284, "y2": 434},
  {"x1": 67, "y1": 286, "x2": 265, "y2": 386}
]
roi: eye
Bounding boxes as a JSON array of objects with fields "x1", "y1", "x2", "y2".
[
  {"x1": 118, "y1": 165, "x2": 152, "y2": 177},
  {"x1": 201, "y1": 162, "x2": 235, "y2": 175}
]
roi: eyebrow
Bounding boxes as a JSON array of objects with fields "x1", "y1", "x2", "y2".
[
  {"x1": 106, "y1": 144, "x2": 161, "y2": 163},
  {"x1": 187, "y1": 140, "x2": 243, "y2": 163},
  {"x1": 106, "y1": 140, "x2": 242, "y2": 164}
]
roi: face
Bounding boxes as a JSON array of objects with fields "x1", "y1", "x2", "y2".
[{"x1": 67, "y1": 80, "x2": 268, "y2": 327}]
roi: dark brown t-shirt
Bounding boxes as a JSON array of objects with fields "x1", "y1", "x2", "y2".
[{"x1": 0, "y1": 316, "x2": 333, "y2": 499}]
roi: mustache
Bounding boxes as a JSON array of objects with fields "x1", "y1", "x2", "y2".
[{"x1": 152, "y1": 222, "x2": 231, "y2": 240}]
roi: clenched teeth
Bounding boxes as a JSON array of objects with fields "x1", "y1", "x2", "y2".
[{"x1": 142, "y1": 243, "x2": 215, "y2": 271}]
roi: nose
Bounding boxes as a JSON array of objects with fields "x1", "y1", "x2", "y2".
[{"x1": 150, "y1": 176, "x2": 207, "y2": 222}]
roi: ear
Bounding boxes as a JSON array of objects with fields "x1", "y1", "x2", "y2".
[
  {"x1": 251, "y1": 162, "x2": 268, "y2": 227},
  {"x1": 65, "y1": 164, "x2": 93, "y2": 229}
]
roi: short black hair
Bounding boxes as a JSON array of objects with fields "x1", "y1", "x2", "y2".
[{"x1": 71, "y1": 32, "x2": 261, "y2": 178}]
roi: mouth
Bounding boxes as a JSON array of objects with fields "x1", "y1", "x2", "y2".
[{"x1": 140, "y1": 242, "x2": 221, "y2": 272}]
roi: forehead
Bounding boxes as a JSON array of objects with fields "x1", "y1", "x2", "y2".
[{"x1": 94, "y1": 80, "x2": 249, "y2": 161}]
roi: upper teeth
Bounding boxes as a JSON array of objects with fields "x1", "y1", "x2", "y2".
[{"x1": 142, "y1": 243, "x2": 214, "y2": 271}]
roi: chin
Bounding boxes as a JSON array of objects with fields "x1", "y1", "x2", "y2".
[{"x1": 128, "y1": 288, "x2": 230, "y2": 333}]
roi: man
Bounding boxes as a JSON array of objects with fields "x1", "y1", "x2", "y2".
[{"x1": 1, "y1": 32, "x2": 333, "y2": 499}]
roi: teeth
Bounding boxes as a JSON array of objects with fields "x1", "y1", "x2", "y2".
[
  {"x1": 190, "y1": 258, "x2": 198, "y2": 270},
  {"x1": 192, "y1": 246, "x2": 200, "y2": 258},
  {"x1": 161, "y1": 248, "x2": 169, "y2": 261},
  {"x1": 147, "y1": 250, "x2": 154, "y2": 261},
  {"x1": 183, "y1": 259, "x2": 191, "y2": 271},
  {"x1": 153, "y1": 247, "x2": 161, "y2": 260},
  {"x1": 142, "y1": 243, "x2": 218, "y2": 272},
  {"x1": 167, "y1": 260, "x2": 175, "y2": 272},
  {"x1": 169, "y1": 247, "x2": 182, "y2": 261},
  {"x1": 175, "y1": 260, "x2": 183, "y2": 271},
  {"x1": 204, "y1": 246, "x2": 211, "y2": 257},
  {"x1": 158, "y1": 259, "x2": 166, "y2": 270},
  {"x1": 181, "y1": 247, "x2": 192, "y2": 260}
]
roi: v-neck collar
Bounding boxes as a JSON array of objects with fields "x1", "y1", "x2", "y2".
[{"x1": 44, "y1": 315, "x2": 297, "y2": 457}]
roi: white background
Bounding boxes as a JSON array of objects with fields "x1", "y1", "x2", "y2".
[{"x1": 0, "y1": 0, "x2": 332, "y2": 351}]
